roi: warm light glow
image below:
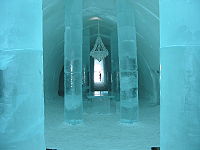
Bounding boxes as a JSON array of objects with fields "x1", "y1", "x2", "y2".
[
  {"x1": 89, "y1": 16, "x2": 101, "y2": 21},
  {"x1": 94, "y1": 59, "x2": 104, "y2": 83}
]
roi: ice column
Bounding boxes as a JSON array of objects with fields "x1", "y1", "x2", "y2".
[
  {"x1": 0, "y1": 0, "x2": 45, "y2": 150},
  {"x1": 160, "y1": 0, "x2": 200, "y2": 149},
  {"x1": 116, "y1": 0, "x2": 138, "y2": 123},
  {"x1": 64, "y1": 0, "x2": 83, "y2": 124}
]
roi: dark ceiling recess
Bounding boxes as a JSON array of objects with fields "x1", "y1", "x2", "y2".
[
  {"x1": 58, "y1": 66, "x2": 64, "y2": 96},
  {"x1": 151, "y1": 147, "x2": 160, "y2": 150}
]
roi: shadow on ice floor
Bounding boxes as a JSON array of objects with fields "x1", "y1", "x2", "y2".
[{"x1": 45, "y1": 97, "x2": 159, "y2": 150}]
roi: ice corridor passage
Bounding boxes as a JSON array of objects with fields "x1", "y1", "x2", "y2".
[{"x1": 1, "y1": 0, "x2": 200, "y2": 150}]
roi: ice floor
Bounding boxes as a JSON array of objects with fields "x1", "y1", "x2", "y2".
[{"x1": 45, "y1": 97, "x2": 159, "y2": 150}]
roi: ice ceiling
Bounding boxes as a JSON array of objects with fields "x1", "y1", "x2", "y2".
[{"x1": 43, "y1": 0, "x2": 159, "y2": 99}]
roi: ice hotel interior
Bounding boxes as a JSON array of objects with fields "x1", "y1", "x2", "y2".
[{"x1": 0, "y1": 0, "x2": 200, "y2": 150}]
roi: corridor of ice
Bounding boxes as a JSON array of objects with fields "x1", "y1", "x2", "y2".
[
  {"x1": 0, "y1": 0, "x2": 161, "y2": 149},
  {"x1": 1, "y1": 0, "x2": 200, "y2": 149},
  {"x1": 43, "y1": 0, "x2": 160, "y2": 149}
]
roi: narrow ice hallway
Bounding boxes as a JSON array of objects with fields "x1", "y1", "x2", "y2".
[
  {"x1": 43, "y1": 0, "x2": 161, "y2": 149},
  {"x1": 2, "y1": 0, "x2": 199, "y2": 150},
  {"x1": 0, "y1": 0, "x2": 161, "y2": 149}
]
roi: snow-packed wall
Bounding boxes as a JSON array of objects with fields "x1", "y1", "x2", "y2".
[
  {"x1": 132, "y1": 0, "x2": 160, "y2": 103},
  {"x1": 0, "y1": 0, "x2": 45, "y2": 149},
  {"x1": 160, "y1": 0, "x2": 200, "y2": 149},
  {"x1": 43, "y1": 0, "x2": 65, "y2": 99}
]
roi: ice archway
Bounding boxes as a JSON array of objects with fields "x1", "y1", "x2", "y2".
[{"x1": 43, "y1": 0, "x2": 160, "y2": 103}]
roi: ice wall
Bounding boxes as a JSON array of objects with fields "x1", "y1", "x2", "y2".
[
  {"x1": 111, "y1": 31, "x2": 120, "y2": 101},
  {"x1": 117, "y1": 0, "x2": 138, "y2": 123},
  {"x1": 132, "y1": 0, "x2": 160, "y2": 103},
  {"x1": 43, "y1": 0, "x2": 65, "y2": 99},
  {"x1": 82, "y1": 29, "x2": 90, "y2": 101},
  {"x1": 83, "y1": 0, "x2": 116, "y2": 21},
  {"x1": 64, "y1": 0, "x2": 83, "y2": 124},
  {"x1": 160, "y1": 0, "x2": 200, "y2": 149},
  {"x1": 0, "y1": 0, "x2": 45, "y2": 150}
]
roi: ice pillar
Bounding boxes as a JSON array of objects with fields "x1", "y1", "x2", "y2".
[
  {"x1": 64, "y1": 0, "x2": 83, "y2": 124},
  {"x1": 116, "y1": 0, "x2": 138, "y2": 123},
  {"x1": 160, "y1": 0, "x2": 200, "y2": 149},
  {"x1": 0, "y1": 0, "x2": 45, "y2": 150}
]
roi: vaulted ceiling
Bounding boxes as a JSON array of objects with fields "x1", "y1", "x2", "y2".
[{"x1": 43, "y1": 0, "x2": 159, "y2": 99}]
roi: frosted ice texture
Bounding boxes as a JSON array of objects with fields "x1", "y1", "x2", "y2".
[
  {"x1": 64, "y1": 0, "x2": 83, "y2": 124},
  {"x1": 0, "y1": 0, "x2": 45, "y2": 150},
  {"x1": 117, "y1": 0, "x2": 138, "y2": 123},
  {"x1": 82, "y1": 29, "x2": 90, "y2": 101},
  {"x1": 111, "y1": 32, "x2": 120, "y2": 102},
  {"x1": 160, "y1": 0, "x2": 200, "y2": 149}
]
